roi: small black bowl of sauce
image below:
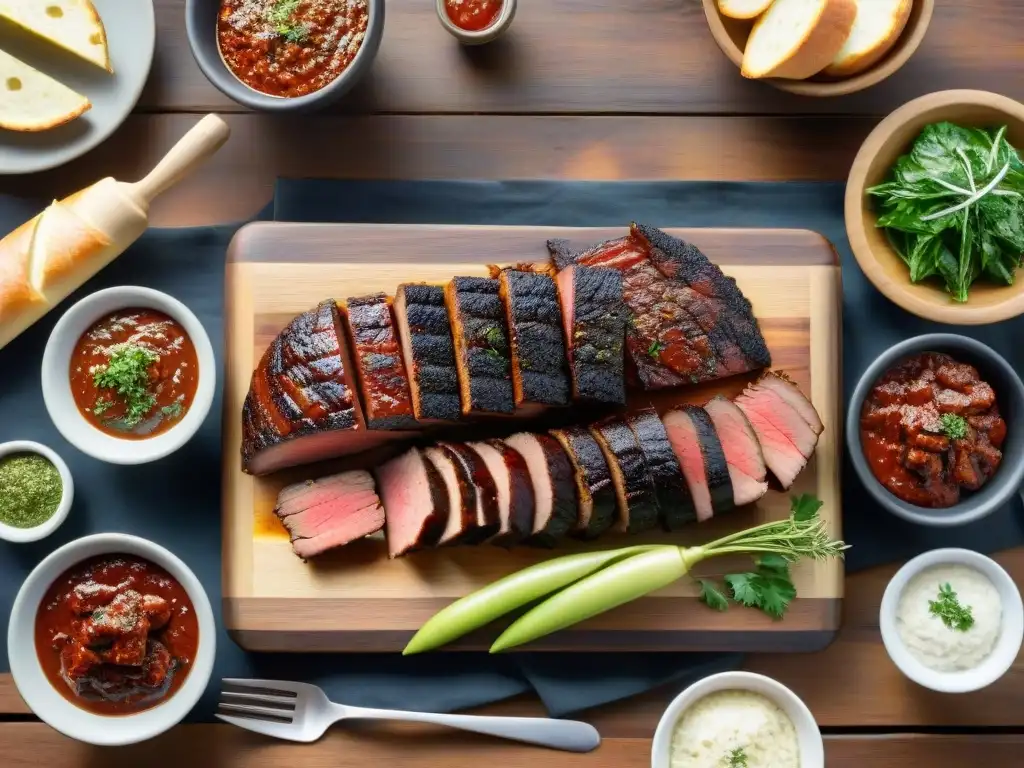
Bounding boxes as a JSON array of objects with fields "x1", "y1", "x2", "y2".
[{"x1": 847, "y1": 334, "x2": 1024, "y2": 527}]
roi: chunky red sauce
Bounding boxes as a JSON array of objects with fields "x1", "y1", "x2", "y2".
[
  {"x1": 445, "y1": 0, "x2": 502, "y2": 31},
  {"x1": 217, "y1": 0, "x2": 370, "y2": 98},
  {"x1": 35, "y1": 555, "x2": 199, "y2": 716},
  {"x1": 860, "y1": 353, "x2": 1006, "y2": 508},
  {"x1": 69, "y1": 308, "x2": 198, "y2": 440}
]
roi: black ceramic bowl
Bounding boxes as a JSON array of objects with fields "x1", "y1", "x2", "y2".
[
  {"x1": 847, "y1": 334, "x2": 1024, "y2": 527},
  {"x1": 185, "y1": 0, "x2": 385, "y2": 112}
]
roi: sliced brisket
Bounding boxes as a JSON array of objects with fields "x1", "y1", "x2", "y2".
[
  {"x1": 445, "y1": 277, "x2": 515, "y2": 415},
  {"x1": 590, "y1": 418, "x2": 660, "y2": 534},
  {"x1": 550, "y1": 426, "x2": 616, "y2": 539},
  {"x1": 466, "y1": 440, "x2": 534, "y2": 547},
  {"x1": 703, "y1": 395, "x2": 769, "y2": 507},
  {"x1": 438, "y1": 442, "x2": 501, "y2": 543},
  {"x1": 663, "y1": 406, "x2": 734, "y2": 521},
  {"x1": 376, "y1": 448, "x2": 449, "y2": 558},
  {"x1": 394, "y1": 284, "x2": 462, "y2": 422},
  {"x1": 504, "y1": 432, "x2": 578, "y2": 547},
  {"x1": 423, "y1": 445, "x2": 478, "y2": 545},
  {"x1": 626, "y1": 408, "x2": 696, "y2": 529},
  {"x1": 756, "y1": 371, "x2": 825, "y2": 435}
]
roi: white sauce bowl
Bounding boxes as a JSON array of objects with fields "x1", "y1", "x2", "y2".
[
  {"x1": 0, "y1": 441, "x2": 74, "y2": 543},
  {"x1": 651, "y1": 671, "x2": 824, "y2": 768},
  {"x1": 880, "y1": 548, "x2": 1024, "y2": 693},
  {"x1": 41, "y1": 286, "x2": 216, "y2": 465}
]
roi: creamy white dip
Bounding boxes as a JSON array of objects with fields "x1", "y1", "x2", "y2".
[
  {"x1": 896, "y1": 564, "x2": 1002, "y2": 672},
  {"x1": 670, "y1": 690, "x2": 799, "y2": 768}
]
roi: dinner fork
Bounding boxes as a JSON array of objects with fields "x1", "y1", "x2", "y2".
[{"x1": 217, "y1": 678, "x2": 601, "y2": 752}]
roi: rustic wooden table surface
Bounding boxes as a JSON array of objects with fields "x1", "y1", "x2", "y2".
[{"x1": 2, "y1": 0, "x2": 1023, "y2": 764}]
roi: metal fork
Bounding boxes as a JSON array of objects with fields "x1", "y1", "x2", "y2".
[{"x1": 217, "y1": 679, "x2": 601, "y2": 752}]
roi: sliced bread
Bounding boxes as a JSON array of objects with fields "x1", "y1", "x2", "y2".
[
  {"x1": 824, "y1": 0, "x2": 912, "y2": 77},
  {"x1": 0, "y1": 0, "x2": 111, "y2": 72},
  {"x1": 741, "y1": 0, "x2": 858, "y2": 80},
  {"x1": 0, "y1": 48, "x2": 91, "y2": 132},
  {"x1": 717, "y1": 0, "x2": 775, "y2": 20}
]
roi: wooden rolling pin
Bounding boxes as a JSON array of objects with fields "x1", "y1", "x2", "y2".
[{"x1": 0, "y1": 114, "x2": 231, "y2": 351}]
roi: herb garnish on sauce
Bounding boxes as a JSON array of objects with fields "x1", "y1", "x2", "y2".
[
  {"x1": 939, "y1": 413, "x2": 969, "y2": 440},
  {"x1": 267, "y1": 0, "x2": 308, "y2": 42},
  {"x1": 93, "y1": 345, "x2": 159, "y2": 428},
  {"x1": 725, "y1": 747, "x2": 748, "y2": 768},
  {"x1": 929, "y1": 583, "x2": 975, "y2": 632}
]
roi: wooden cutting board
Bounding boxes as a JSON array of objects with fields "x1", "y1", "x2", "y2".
[{"x1": 223, "y1": 224, "x2": 843, "y2": 653}]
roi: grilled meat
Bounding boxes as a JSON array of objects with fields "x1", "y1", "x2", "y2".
[
  {"x1": 703, "y1": 395, "x2": 768, "y2": 507},
  {"x1": 438, "y1": 442, "x2": 501, "y2": 543},
  {"x1": 590, "y1": 418, "x2": 660, "y2": 534},
  {"x1": 445, "y1": 277, "x2": 515, "y2": 415},
  {"x1": 663, "y1": 406, "x2": 734, "y2": 522},
  {"x1": 393, "y1": 284, "x2": 462, "y2": 422},
  {"x1": 503, "y1": 432, "x2": 578, "y2": 547},
  {"x1": 422, "y1": 445, "x2": 479, "y2": 545},
  {"x1": 550, "y1": 426, "x2": 616, "y2": 538},
  {"x1": 626, "y1": 408, "x2": 695, "y2": 529},
  {"x1": 466, "y1": 440, "x2": 535, "y2": 547},
  {"x1": 376, "y1": 449, "x2": 449, "y2": 558},
  {"x1": 757, "y1": 371, "x2": 825, "y2": 435}
]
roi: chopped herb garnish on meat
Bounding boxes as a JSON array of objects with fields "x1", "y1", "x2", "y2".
[
  {"x1": 484, "y1": 326, "x2": 504, "y2": 348},
  {"x1": 929, "y1": 582, "x2": 975, "y2": 632},
  {"x1": 939, "y1": 413, "x2": 968, "y2": 440},
  {"x1": 92, "y1": 345, "x2": 159, "y2": 428},
  {"x1": 483, "y1": 347, "x2": 503, "y2": 361},
  {"x1": 647, "y1": 340, "x2": 664, "y2": 359}
]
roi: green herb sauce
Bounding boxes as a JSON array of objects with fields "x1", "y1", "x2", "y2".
[{"x1": 0, "y1": 453, "x2": 62, "y2": 529}]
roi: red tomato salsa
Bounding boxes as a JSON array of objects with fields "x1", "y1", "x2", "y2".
[
  {"x1": 860, "y1": 352, "x2": 1006, "y2": 508},
  {"x1": 217, "y1": 0, "x2": 370, "y2": 98},
  {"x1": 35, "y1": 555, "x2": 199, "y2": 716},
  {"x1": 69, "y1": 308, "x2": 199, "y2": 440},
  {"x1": 445, "y1": 0, "x2": 502, "y2": 31}
]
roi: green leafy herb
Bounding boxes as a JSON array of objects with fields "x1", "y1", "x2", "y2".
[
  {"x1": 484, "y1": 326, "x2": 504, "y2": 348},
  {"x1": 929, "y1": 583, "x2": 975, "y2": 632},
  {"x1": 867, "y1": 122, "x2": 1024, "y2": 302},
  {"x1": 939, "y1": 412, "x2": 969, "y2": 440},
  {"x1": 791, "y1": 493, "x2": 824, "y2": 522},
  {"x1": 92, "y1": 399, "x2": 114, "y2": 416},
  {"x1": 92, "y1": 345, "x2": 159, "y2": 428},
  {"x1": 161, "y1": 402, "x2": 184, "y2": 421},
  {"x1": 697, "y1": 579, "x2": 729, "y2": 612},
  {"x1": 647, "y1": 340, "x2": 664, "y2": 359},
  {"x1": 0, "y1": 453, "x2": 62, "y2": 529},
  {"x1": 725, "y1": 748, "x2": 748, "y2": 768},
  {"x1": 266, "y1": 0, "x2": 300, "y2": 24}
]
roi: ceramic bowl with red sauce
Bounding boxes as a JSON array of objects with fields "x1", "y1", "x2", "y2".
[
  {"x1": 847, "y1": 334, "x2": 1024, "y2": 527},
  {"x1": 7, "y1": 534, "x2": 215, "y2": 746}
]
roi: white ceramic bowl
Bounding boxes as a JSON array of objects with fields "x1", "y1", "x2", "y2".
[
  {"x1": 436, "y1": 0, "x2": 517, "y2": 44},
  {"x1": 880, "y1": 548, "x2": 1024, "y2": 693},
  {"x1": 8, "y1": 533, "x2": 216, "y2": 745},
  {"x1": 41, "y1": 287, "x2": 216, "y2": 464},
  {"x1": 0, "y1": 441, "x2": 74, "y2": 543},
  {"x1": 651, "y1": 671, "x2": 824, "y2": 768}
]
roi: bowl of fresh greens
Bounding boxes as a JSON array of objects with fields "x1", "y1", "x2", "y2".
[{"x1": 846, "y1": 90, "x2": 1024, "y2": 324}]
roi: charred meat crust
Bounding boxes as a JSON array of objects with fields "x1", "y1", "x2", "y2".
[
  {"x1": 498, "y1": 270, "x2": 570, "y2": 407},
  {"x1": 394, "y1": 284, "x2": 462, "y2": 422},
  {"x1": 439, "y1": 442, "x2": 501, "y2": 543},
  {"x1": 590, "y1": 419, "x2": 660, "y2": 534},
  {"x1": 489, "y1": 439, "x2": 536, "y2": 547},
  {"x1": 682, "y1": 405, "x2": 735, "y2": 515},
  {"x1": 445, "y1": 277, "x2": 515, "y2": 415},
  {"x1": 342, "y1": 293, "x2": 418, "y2": 430},
  {"x1": 561, "y1": 265, "x2": 627, "y2": 405},
  {"x1": 550, "y1": 426, "x2": 617, "y2": 539},
  {"x1": 626, "y1": 408, "x2": 696, "y2": 529},
  {"x1": 529, "y1": 433, "x2": 579, "y2": 547}
]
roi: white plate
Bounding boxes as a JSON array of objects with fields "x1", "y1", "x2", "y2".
[{"x1": 0, "y1": 0, "x2": 155, "y2": 175}]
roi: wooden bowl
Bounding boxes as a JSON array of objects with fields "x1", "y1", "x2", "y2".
[
  {"x1": 846, "y1": 90, "x2": 1024, "y2": 325},
  {"x1": 701, "y1": 0, "x2": 934, "y2": 97}
]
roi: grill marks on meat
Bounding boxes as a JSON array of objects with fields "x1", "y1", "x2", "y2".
[
  {"x1": 242, "y1": 300, "x2": 395, "y2": 475},
  {"x1": 498, "y1": 270, "x2": 570, "y2": 408},
  {"x1": 445, "y1": 277, "x2": 515, "y2": 415},
  {"x1": 703, "y1": 395, "x2": 769, "y2": 507},
  {"x1": 273, "y1": 470, "x2": 385, "y2": 559},
  {"x1": 591, "y1": 419, "x2": 660, "y2": 534},
  {"x1": 376, "y1": 449, "x2": 449, "y2": 558},
  {"x1": 626, "y1": 408, "x2": 695, "y2": 529},
  {"x1": 550, "y1": 426, "x2": 616, "y2": 538},
  {"x1": 504, "y1": 432, "x2": 578, "y2": 547},
  {"x1": 556, "y1": 265, "x2": 627, "y2": 405},
  {"x1": 663, "y1": 406, "x2": 734, "y2": 522},
  {"x1": 394, "y1": 284, "x2": 462, "y2": 422},
  {"x1": 548, "y1": 224, "x2": 770, "y2": 390},
  {"x1": 342, "y1": 293, "x2": 417, "y2": 430}
]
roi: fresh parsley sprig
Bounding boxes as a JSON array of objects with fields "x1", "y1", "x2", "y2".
[
  {"x1": 939, "y1": 413, "x2": 968, "y2": 440},
  {"x1": 725, "y1": 748, "x2": 748, "y2": 768},
  {"x1": 92, "y1": 345, "x2": 159, "y2": 428},
  {"x1": 929, "y1": 583, "x2": 975, "y2": 632}
]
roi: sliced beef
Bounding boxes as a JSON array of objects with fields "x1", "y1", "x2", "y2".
[
  {"x1": 273, "y1": 470, "x2": 384, "y2": 559},
  {"x1": 703, "y1": 395, "x2": 769, "y2": 507},
  {"x1": 626, "y1": 409, "x2": 696, "y2": 530},
  {"x1": 556, "y1": 265, "x2": 627, "y2": 405},
  {"x1": 550, "y1": 426, "x2": 616, "y2": 538},
  {"x1": 756, "y1": 371, "x2": 825, "y2": 435},
  {"x1": 504, "y1": 432, "x2": 578, "y2": 547},
  {"x1": 466, "y1": 440, "x2": 534, "y2": 546},
  {"x1": 735, "y1": 378, "x2": 821, "y2": 490},
  {"x1": 445, "y1": 277, "x2": 515, "y2": 415},
  {"x1": 242, "y1": 301, "x2": 398, "y2": 476},
  {"x1": 498, "y1": 269, "x2": 570, "y2": 408},
  {"x1": 422, "y1": 445, "x2": 478, "y2": 545},
  {"x1": 376, "y1": 449, "x2": 449, "y2": 558},
  {"x1": 552, "y1": 224, "x2": 770, "y2": 390},
  {"x1": 590, "y1": 418, "x2": 660, "y2": 534},
  {"x1": 437, "y1": 442, "x2": 501, "y2": 543},
  {"x1": 663, "y1": 406, "x2": 734, "y2": 522},
  {"x1": 342, "y1": 293, "x2": 418, "y2": 430},
  {"x1": 394, "y1": 284, "x2": 462, "y2": 422}
]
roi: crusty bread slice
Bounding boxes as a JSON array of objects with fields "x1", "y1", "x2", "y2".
[
  {"x1": 741, "y1": 0, "x2": 858, "y2": 80},
  {"x1": 31, "y1": 201, "x2": 112, "y2": 304},
  {"x1": 0, "y1": 48, "x2": 90, "y2": 132},
  {"x1": 0, "y1": 0, "x2": 111, "y2": 72},
  {"x1": 718, "y1": 0, "x2": 775, "y2": 20},
  {"x1": 824, "y1": 0, "x2": 912, "y2": 77}
]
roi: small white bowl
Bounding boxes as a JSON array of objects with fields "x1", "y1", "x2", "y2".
[
  {"x1": 8, "y1": 533, "x2": 216, "y2": 745},
  {"x1": 436, "y1": 0, "x2": 516, "y2": 45},
  {"x1": 880, "y1": 548, "x2": 1024, "y2": 694},
  {"x1": 651, "y1": 671, "x2": 824, "y2": 768},
  {"x1": 41, "y1": 287, "x2": 216, "y2": 465},
  {"x1": 0, "y1": 441, "x2": 74, "y2": 543}
]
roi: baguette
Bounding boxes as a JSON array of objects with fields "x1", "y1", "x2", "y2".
[
  {"x1": 824, "y1": 0, "x2": 912, "y2": 77},
  {"x1": 717, "y1": 0, "x2": 774, "y2": 20},
  {"x1": 741, "y1": 0, "x2": 857, "y2": 80},
  {"x1": 0, "y1": 0, "x2": 112, "y2": 72},
  {"x1": 0, "y1": 48, "x2": 90, "y2": 132}
]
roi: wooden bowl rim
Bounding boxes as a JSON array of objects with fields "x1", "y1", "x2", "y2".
[
  {"x1": 701, "y1": 0, "x2": 936, "y2": 97},
  {"x1": 845, "y1": 89, "x2": 1024, "y2": 325}
]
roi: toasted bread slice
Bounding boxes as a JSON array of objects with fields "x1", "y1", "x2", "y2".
[
  {"x1": 0, "y1": 48, "x2": 91, "y2": 132},
  {"x1": 741, "y1": 0, "x2": 857, "y2": 80},
  {"x1": 0, "y1": 0, "x2": 112, "y2": 72},
  {"x1": 824, "y1": 0, "x2": 912, "y2": 77},
  {"x1": 718, "y1": 0, "x2": 774, "y2": 20}
]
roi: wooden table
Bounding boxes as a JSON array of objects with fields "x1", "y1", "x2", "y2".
[{"x1": 2, "y1": 1, "x2": 1023, "y2": 764}]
